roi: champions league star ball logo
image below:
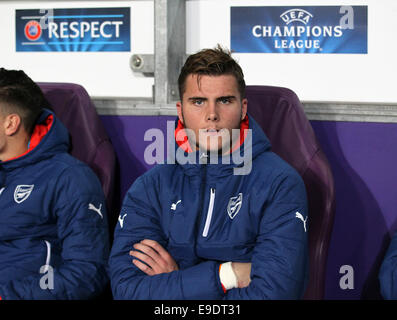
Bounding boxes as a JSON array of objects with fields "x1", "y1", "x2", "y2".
[{"x1": 24, "y1": 20, "x2": 42, "y2": 41}]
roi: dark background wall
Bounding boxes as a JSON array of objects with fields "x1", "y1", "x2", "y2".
[{"x1": 100, "y1": 114, "x2": 397, "y2": 299}]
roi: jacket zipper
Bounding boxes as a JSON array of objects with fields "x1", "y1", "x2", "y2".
[
  {"x1": 202, "y1": 188, "x2": 216, "y2": 237},
  {"x1": 43, "y1": 240, "x2": 51, "y2": 272}
]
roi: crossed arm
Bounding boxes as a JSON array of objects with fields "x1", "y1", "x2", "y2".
[
  {"x1": 130, "y1": 239, "x2": 251, "y2": 289},
  {"x1": 110, "y1": 174, "x2": 308, "y2": 300}
]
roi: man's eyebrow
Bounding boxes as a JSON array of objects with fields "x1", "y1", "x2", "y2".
[
  {"x1": 187, "y1": 95, "x2": 237, "y2": 101},
  {"x1": 187, "y1": 97, "x2": 207, "y2": 101},
  {"x1": 216, "y1": 95, "x2": 236, "y2": 100}
]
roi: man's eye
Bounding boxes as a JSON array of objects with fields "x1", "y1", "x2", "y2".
[
  {"x1": 220, "y1": 98, "x2": 231, "y2": 104},
  {"x1": 193, "y1": 99, "x2": 204, "y2": 106}
]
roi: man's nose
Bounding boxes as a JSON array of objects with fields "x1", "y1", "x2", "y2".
[{"x1": 206, "y1": 102, "x2": 219, "y2": 121}]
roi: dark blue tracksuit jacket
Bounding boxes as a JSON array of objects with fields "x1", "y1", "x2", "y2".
[
  {"x1": 0, "y1": 109, "x2": 109, "y2": 299},
  {"x1": 109, "y1": 115, "x2": 308, "y2": 299}
]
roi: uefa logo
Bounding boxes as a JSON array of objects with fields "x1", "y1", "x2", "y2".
[
  {"x1": 280, "y1": 9, "x2": 313, "y2": 25},
  {"x1": 24, "y1": 20, "x2": 42, "y2": 41}
]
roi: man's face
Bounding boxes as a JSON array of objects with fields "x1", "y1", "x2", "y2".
[{"x1": 176, "y1": 74, "x2": 247, "y2": 154}]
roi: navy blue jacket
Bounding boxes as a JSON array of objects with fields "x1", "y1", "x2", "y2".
[
  {"x1": 109, "y1": 115, "x2": 308, "y2": 299},
  {"x1": 0, "y1": 110, "x2": 109, "y2": 299},
  {"x1": 379, "y1": 230, "x2": 397, "y2": 299}
]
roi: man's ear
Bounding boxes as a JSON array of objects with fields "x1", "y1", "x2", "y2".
[
  {"x1": 176, "y1": 101, "x2": 184, "y2": 124},
  {"x1": 4, "y1": 114, "x2": 22, "y2": 136},
  {"x1": 241, "y1": 98, "x2": 248, "y2": 120}
]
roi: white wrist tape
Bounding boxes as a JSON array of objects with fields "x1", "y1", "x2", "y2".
[{"x1": 219, "y1": 262, "x2": 238, "y2": 290}]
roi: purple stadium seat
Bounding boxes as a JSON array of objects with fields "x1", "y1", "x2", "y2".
[
  {"x1": 246, "y1": 85, "x2": 336, "y2": 300},
  {"x1": 38, "y1": 82, "x2": 117, "y2": 233}
]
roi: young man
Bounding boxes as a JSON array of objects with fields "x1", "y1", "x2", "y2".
[
  {"x1": 109, "y1": 46, "x2": 309, "y2": 299},
  {"x1": 0, "y1": 68, "x2": 109, "y2": 299}
]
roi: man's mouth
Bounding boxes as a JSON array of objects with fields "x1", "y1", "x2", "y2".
[{"x1": 205, "y1": 128, "x2": 222, "y2": 136}]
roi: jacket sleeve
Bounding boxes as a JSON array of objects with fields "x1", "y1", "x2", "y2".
[
  {"x1": 223, "y1": 171, "x2": 309, "y2": 300},
  {"x1": 379, "y1": 231, "x2": 397, "y2": 299},
  {"x1": 0, "y1": 165, "x2": 110, "y2": 300},
  {"x1": 109, "y1": 176, "x2": 224, "y2": 300}
]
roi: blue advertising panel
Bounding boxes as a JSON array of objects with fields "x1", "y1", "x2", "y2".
[
  {"x1": 16, "y1": 7, "x2": 130, "y2": 52},
  {"x1": 231, "y1": 6, "x2": 367, "y2": 54}
]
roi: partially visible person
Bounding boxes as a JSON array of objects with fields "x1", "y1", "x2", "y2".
[
  {"x1": 379, "y1": 231, "x2": 397, "y2": 299},
  {"x1": 0, "y1": 68, "x2": 109, "y2": 299}
]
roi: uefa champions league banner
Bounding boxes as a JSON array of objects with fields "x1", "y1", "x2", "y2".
[
  {"x1": 16, "y1": 7, "x2": 130, "y2": 52},
  {"x1": 231, "y1": 6, "x2": 367, "y2": 54}
]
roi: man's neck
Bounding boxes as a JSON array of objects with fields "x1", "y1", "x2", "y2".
[{"x1": 0, "y1": 134, "x2": 30, "y2": 162}]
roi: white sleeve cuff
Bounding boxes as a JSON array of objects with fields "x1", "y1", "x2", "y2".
[{"x1": 219, "y1": 262, "x2": 238, "y2": 290}]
